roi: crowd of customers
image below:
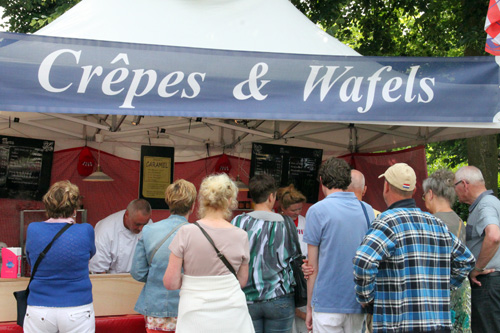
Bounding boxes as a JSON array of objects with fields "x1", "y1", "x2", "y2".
[{"x1": 22, "y1": 157, "x2": 500, "y2": 333}]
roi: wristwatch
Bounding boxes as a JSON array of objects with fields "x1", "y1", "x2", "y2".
[{"x1": 473, "y1": 266, "x2": 485, "y2": 272}]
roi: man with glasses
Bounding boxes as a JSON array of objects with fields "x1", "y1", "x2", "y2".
[{"x1": 455, "y1": 165, "x2": 500, "y2": 333}]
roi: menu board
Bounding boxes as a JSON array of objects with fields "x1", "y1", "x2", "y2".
[
  {"x1": 0, "y1": 136, "x2": 54, "y2": 200},
  {"x1": 250, "y1": 143, "x2": 323, "y2": 203},
  {"x1": 139, "y1": 146, "x2": 174, "y2": 209}
]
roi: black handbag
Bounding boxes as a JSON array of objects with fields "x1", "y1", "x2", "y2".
[
  {"x1": 13, "y1": 289, "x2": 29, "y2": 326},
  {"x1": 13, "y1": 223, "x2": 72, "y2": 327},
  {"x1": 282, "y1": 215, "x2": 308, "y2": 308}
]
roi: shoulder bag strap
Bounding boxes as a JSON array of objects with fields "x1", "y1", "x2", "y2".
[
  {"x1": 148, "y1": 222, "x2": 188, "y2": 264},
  {"x1": 193, "y1": 222, "x2": 237, "y2": 277},
  {"x1": 358, "y1": 200, "x2": 371, "y2": 229},
  {"x1": 281, "y1": 215, "x2": 302, "y2": 257},
  {"x1": 27, "y1": 223, "x2": 73, "y2": 292}
]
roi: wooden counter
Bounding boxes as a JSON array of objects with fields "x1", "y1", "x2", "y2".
[{"x1": 0, "y1": 274, "x2": 143, "y2": 322}]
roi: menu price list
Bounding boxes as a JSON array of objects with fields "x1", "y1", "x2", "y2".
[{"x1": 0, "y1": 136, "x2": 54, "y2": 200}]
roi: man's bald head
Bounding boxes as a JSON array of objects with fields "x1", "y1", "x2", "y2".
[{"x1": 348, "y1": 169, "x2": 367, "y2": 200}]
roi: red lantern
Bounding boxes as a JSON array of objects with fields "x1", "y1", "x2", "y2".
[
  {"x1": 214, "y1": 154, "x2": 232, "y2": 174},
  {"x1": 77, "y1": 147, "x2": 95, "y2": 176}
]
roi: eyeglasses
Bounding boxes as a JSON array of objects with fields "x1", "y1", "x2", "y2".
[
  {"x1": 454, "y1": 180, "x2": 465, "y2": 187},
  {"x1": 422, "y1": 192, "x2": 426, "y2": 201}
]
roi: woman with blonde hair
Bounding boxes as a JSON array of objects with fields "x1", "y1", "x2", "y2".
[
  {"x1": 132, "y1": 179, "x2": 197, "y2": 332},
  {"x1": 24, "y1": 180, "x2": 96, "y2": 333},
  {"x1": 164, "y1": 173, "x2": 254, "y2": 333},
  {"x1": 423, "y1": 169, "x2": 471, "y2": 333}
]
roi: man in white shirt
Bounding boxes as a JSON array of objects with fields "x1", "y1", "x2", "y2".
[{"x1": 89, "y1": 199, "x2": 152, "y2": 274}]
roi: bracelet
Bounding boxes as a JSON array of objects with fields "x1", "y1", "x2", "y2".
[{"x1": 473, "y1": 266, "x2": 485, "y2": 272}]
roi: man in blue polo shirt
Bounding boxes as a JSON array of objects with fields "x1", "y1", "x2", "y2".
[{"x1": 303, "y1": 157, "x2": 375, "y2": 332}]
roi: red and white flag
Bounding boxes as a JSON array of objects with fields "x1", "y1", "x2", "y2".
[{"x1": 485, "y1": 0, "x2": 500, "y2": 55}]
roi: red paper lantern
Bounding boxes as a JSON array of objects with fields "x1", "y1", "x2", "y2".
[
  {"x1": 77, "y1": 147, "x2": 95, "y2": 176},
  {"x1": 214, "y1": 154, "x2": 232, "y2": 174}
]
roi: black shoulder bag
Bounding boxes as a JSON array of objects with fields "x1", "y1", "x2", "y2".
[
  {"x1": 13, "y1": 223, "x2": 72, "y2": 327},
  {"x1": 282, "y1": 215, "x2": 308, "y2": 308},
  {"x1": 193, "y1": 222, "x2": 237, "y2": 277}
]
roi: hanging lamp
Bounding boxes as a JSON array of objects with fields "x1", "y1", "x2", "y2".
[{"x1": 84, "y1": 135, "x2": 114, "y2": 182}]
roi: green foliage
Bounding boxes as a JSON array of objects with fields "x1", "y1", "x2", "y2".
[
  {"x1": 0, "y1": 0, "x2": 80, "y2": 33},
  {"x1": 426, "y1": 140, "x2": 467, "y2": 174},
  {"x1": 426, "y1": 139, "x2": 469, "y2": 220},
  {"x1": 292, "y1": 0, "x2": 487, "y2": 57}
]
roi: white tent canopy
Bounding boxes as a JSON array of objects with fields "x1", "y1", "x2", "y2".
[
  {"x1": 35, "y1": 0, "x2": 360, "y2": 56},
  {"x1": 1, "y1": 0, "x2": 499, "y2": 162}
]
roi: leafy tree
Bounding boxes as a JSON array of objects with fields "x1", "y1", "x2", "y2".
[
  {"x1": 291, "y1": 0, "x2": 487, "y2": 57},
  {"x1": 0, "y1": 0, "x2": 79, "y2": 33}
]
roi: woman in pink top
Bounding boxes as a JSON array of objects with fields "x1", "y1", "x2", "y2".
[{"x1": 163, "y1": 173, "x2": 254, "y2": 333}]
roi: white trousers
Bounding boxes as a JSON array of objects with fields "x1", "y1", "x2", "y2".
[
  {"x1": 312, "y1": 310, "x2": 365, "y2": 333},
  {"x1": 24, "y1": 303, "x2": 95, "y2": 333}
]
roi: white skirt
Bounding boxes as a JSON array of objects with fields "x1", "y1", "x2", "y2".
[{"x1": 176, "y1": 274, "x2": 255, "y2": 333}]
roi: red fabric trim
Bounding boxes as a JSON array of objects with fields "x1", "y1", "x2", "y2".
[{"x1": 0, "y1": 147, "x2": 426, "y2": 250}]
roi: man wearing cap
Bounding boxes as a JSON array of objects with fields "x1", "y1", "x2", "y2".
[
  {"x1": 353, "y1": 163, "x2": 475, "y2": 333},
  {"x1": 303, "y1": 157, "x2": 375, "y2": 333},
  {"x1": 454, "y1": 165, "x2": 500, "y2": 333}
]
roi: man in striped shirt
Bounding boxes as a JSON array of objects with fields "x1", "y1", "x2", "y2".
[{"x1": 353, "y1": 163, "x2": 475, "y2": 333}]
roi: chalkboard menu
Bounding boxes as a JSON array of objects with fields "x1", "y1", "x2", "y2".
[
  {"x1": 0, "y1": 135, "x2": 54, "y2": 201},
  {"x1": 139, "y1": 145, "x2": 175, "y2": 209},
  {"x1": 250, "y1": 143, "x2": 323, "y2": 203}
]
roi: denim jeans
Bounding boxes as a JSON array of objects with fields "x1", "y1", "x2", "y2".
[{"x1": 248, "y1": 294, "x2": 295, "y2": 333}]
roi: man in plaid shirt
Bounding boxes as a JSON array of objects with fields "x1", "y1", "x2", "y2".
[{"x1": 353, "y1": 163, "x2": 475, "y2": 333}]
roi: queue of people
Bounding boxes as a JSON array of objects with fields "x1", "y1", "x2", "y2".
[{"x1": 21, "y1": 158, "x2": 500, "y2": 333}]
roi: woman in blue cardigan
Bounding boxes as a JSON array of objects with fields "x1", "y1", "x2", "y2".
[
  {"x1": 24, "y1": 180, "x2": 96, "y2": 333},
  {"x1": 131, "y1": 179, "x2": 197, "y2": 333}
]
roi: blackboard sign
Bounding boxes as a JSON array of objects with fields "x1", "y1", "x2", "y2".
[
  {"x1": 139, "y1": 146, "x2": 175, "y2": 210},
  {"x1": 250, "y1": 143, "x2": 323, "y2": 203},
  {"x1": 0, "y1": 135, "x2": 54, "y2": 200}
]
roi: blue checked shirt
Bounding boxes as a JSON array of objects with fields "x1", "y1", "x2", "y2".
[{"x1": 353, "y1": 199, "x2": 475, "y2": 333}]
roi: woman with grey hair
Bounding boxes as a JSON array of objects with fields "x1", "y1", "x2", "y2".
[{"x1": 423, "y1": 169, "x2": 471, "y2": 333}]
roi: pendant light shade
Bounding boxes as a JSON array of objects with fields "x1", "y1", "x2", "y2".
[
  {"x1": 83, "y1": 166, "x2": 114, "y2": 182},
  {"x1": 84, "y1": 138, "x2": 114, "y2": 182}
]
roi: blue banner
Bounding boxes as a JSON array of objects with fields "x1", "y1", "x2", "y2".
[{"x1": 1, "y1": 32, "x2": 499, "y2": 123}]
